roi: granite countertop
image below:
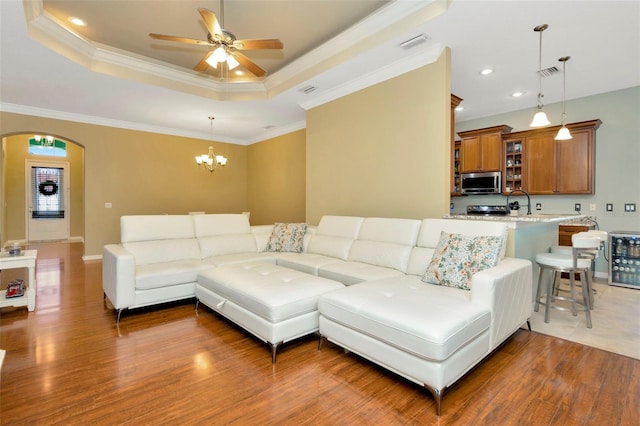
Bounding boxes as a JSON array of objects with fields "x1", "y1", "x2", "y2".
[{"x1": 444, "y1": 213, "x2": 588, "y2": 223}]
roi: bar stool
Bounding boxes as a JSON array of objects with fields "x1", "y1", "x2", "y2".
[
  {"x1": 534, "y1": 233, "x2": 603, "y2": 328},
  {"x1": 549, "y1": 230, "x2": 607, "y2": 308}
]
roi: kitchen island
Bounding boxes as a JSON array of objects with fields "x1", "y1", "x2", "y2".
[{"x1": 444, "y1": 213, "x2": 591, "y2": 301}]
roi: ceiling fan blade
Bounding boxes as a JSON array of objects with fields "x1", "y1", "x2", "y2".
[
  {"x1": 149, "y1": 33, "x2": 211, "y2": 45},
  {"x1": 233, "y1": 39, "x2": 283, "y2": 50},
  {"x1": 194, "y1": 51, "x2": 214, "y2": 72},
  {"x1": 230, "y1": 52, "x2": 266, "y2": 77},
  {"x1": 198, "y1": 8, "x2": 223, "y2": 37}
]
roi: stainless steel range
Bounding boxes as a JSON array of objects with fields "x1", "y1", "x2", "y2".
[{"x1": 466, "y1": 205, "x2": 509, "y2": 216}]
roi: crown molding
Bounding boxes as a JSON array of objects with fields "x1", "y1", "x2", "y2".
[{"x1": 0, "y1": 102, "x2": 247, "y2": 145}]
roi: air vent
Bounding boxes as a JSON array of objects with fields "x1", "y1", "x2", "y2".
[
  {"x1": 299, "y1": 85, "x2": 317, "y2": 94},
  {"x1": 538, "y1": 66, "x2": 560, "y2": 77},
  {"x1": 399, "y1": 34, "x2": 429, "y2": 50}
]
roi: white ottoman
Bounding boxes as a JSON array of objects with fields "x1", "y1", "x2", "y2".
[{"x1": 196, "y1": 262, "x2": 344, "y2": 363}]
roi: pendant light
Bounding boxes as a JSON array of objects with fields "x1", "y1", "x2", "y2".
[
  {"x1": 555, "y1": 56, "x2": 572, "y2": 140},
  {"x1": 530, "y1": 24, "x2": 551, "y2": 127}
]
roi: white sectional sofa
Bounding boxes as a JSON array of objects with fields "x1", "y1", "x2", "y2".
[{"x1": 102, "y1": 213, "x2": 532, "y2": 415}]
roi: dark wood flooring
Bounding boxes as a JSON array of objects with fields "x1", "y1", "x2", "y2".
[{"x1": 1, "y1": 242, "x2": 638, "y2": 425}]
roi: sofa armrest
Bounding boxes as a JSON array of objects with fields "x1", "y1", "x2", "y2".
[
  {"x1": 470, "y1": 257, "x2": 532, "y2": 349},
  {"x1": 103, "y1": 244, "x2": 137, "y2": 310}
]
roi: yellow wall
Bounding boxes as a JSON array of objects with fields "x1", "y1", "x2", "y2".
[
  {"x1": 0, "y1": 112, "x2": 247, "y2": 256},
  {"x1": 0, "y1": 51, "x2": 450, "y2": 255},
  {"x1": 247, "y1": 129, "x2": 306, "y2": 225},
  {"x1": 3, "y1": 135, "x2": 84, "y2": 241},
  {"x1": 305, "y1": 49, "x2": 451, "y2": 224}
]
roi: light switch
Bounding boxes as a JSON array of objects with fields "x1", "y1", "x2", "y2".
[{"x1": 105, "y1": 202, "x2": 112, "y2": 208}]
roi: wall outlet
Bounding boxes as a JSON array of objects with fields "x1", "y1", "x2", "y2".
[
  {"x1": 535, "y1": 203, "x2": 542, "y2": 211},
  {"x1": 606, "y1": 203, "x2": 613, "y2": 212},
  {"x1": 625, "y1": 203, "x2": 637, "y2": 212},
  {"x1": 105, "y1": 202, "x2": 112, "y2": 209},
  {"x1": 574, "y1": 203, "x2": 581, "y2": 212}
]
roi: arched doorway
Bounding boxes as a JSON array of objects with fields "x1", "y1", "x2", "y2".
[{"x1": 1, "y1": 133, "x2": 84, "y2": 247}]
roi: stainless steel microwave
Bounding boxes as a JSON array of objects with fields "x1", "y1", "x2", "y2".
[{"x1": 461, "y1": 171, "x2": 501, "y2": 195}]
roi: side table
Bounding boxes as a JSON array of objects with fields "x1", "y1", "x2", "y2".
[{"x1": 0, "y1": 249, "x2": 37, "y2": 311}]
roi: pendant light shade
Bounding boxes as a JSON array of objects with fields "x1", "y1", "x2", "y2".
[
  {"x1": 555, "y1": 56, "x2": 572, "y2": 140},
  {"x1": 530, "y1": 111, "x2": 551, "y2": 127},
  {"x1": 530, "y1": 24, "x2": 550, "y2": 128},
  {"x1": 555, "y1": 126, "x2": 572, "y2": 140}
]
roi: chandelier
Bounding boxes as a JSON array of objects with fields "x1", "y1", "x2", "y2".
[{"x1": 196, "y1": 116, "x2": 228, "y2": 172}]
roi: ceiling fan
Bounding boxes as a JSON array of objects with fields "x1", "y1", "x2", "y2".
[{"x1": 149, "y1": 0, "x2": 283, "y2": 77}]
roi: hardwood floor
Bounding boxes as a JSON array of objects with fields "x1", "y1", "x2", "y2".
[{"x1": 1, "y1": 242, "x2": 638, "y2": 425}]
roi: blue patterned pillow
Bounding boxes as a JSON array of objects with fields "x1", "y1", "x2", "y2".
[
  {"x1": 265, "y1": 223, "x2": 308, "y2": 253},
  {"x1": 422, "y1": 231, "x2": 503, "y2": 290}
]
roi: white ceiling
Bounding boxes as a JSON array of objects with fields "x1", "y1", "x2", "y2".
[{"x1": 1, "y1": 0, "x2": 639, "y2": 145}]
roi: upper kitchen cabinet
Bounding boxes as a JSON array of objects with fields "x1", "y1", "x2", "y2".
[
  {"x1": 519, "y1": 120, "x2": 601, "y2": 194},
  {"x1": 458, "y1": 125, "x2": 512, "y2": 173}
]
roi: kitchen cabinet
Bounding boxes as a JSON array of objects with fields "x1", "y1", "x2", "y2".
[
  {"x1": 458, "y1": 125, "x2": 512, "y2": 173},
  {"x1": 503, "y1": 139, "x2": 523, "y2": 192},
  {"x1": 558, "y1": 224, "x2": 593, "y2": 246},
  {"x1": 523, "y1": 120, "x2": 600, "y2": 194}
]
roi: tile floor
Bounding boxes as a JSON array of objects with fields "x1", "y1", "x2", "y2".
[{"x1": 529, "y1": 277, "x2": 640, "y2": 360}]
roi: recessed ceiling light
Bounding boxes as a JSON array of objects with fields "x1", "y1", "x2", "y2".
[
  {"x1": 455, "y1": 106, "x2": 464, "y2": 112},
  {"x1": 511, "y1": 91, "x2": 524, "y2": 97},
  {"x1": 479, "y1": 68, "x2": 493, "y2": 76},
  {"x1": 68, "y1": 17, "x2": 86, "y2": 27}
]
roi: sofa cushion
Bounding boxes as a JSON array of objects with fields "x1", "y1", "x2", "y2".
[
  {"x1": 197, "y1": 262, "x2": 344, "y2": 323},
  {"x1": 193, "y1": 214, "x2": 251, "y2": 237},
  {"x1": 307, "y1": 235, "x2": 354, "y2": 260},
  {"x1": 318, "y1": 261, "x2": 405, "y2": 285},
  {"x1": 123, "y1": 238, "x2": 201, "y2": 265},
  {"x1": 265, "y1": 223, "x2": 308, "y2": 253},
  {"x1": 422, "y1": 231, "x2": 503, "y2": 290},
  {"x1": 318, "y1": 276, "x2": 491, "y2": 361},
  {"x1": 121, "y1": 215, "x2": 195, "y2": 243},
  {"x1": 348, "y1": 241, "x2": 412, "y2": 272},
  {"x1": 199, "y1": 234, "x2": 258, "y2": 258},
  {"x1": 406, "y1": 246, "x2": 436, "y2": 276},
  {"x1": 275, "y1": 253, "x2": 344, "y2": 275},
  {"x1": 208, "y1": 252, "x2": 278, "y2": 266},
  {"x1": 316, "y1": 215, "x2": 364, "y2": 239},
  {"x1": 136, "y1": 259, "x2": 213, "y2": 290}
]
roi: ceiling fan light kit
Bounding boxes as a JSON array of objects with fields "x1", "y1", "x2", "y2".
[{"x1": 149, "y1": 0, "x2": 282, "y2": 78}]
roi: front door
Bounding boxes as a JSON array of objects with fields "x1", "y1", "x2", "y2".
[{"x1": 26, "y1": 161, "x2": 70, "y2": 241}]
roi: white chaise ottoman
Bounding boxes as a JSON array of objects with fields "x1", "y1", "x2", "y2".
[
  {"x1": 196, "y1": 262, "x2": 344, "y2": 363},
  {"x1": 317, "y1": 276, "x2": 492, "y2": 415}
]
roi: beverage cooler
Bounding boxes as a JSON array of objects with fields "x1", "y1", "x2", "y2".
[{"x1": 610, "y1": 231, "x2": 640, "y2": 289}]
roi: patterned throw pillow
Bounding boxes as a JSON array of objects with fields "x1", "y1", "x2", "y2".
[
  {"x1": 265, "y1": 223, "x2": 308, "y2": 253},
  {"x1": 422, "y1": 231, "x2": 503, "y2": 290}
]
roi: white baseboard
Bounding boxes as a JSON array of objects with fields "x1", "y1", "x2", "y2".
[{"x1": 82, "y1": 254, "x2": 102, "y2": 262}]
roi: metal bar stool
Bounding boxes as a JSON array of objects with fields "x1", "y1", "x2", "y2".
[
  {"x1": 549, "y1": 230, "x2": 607, "y2": 308},
  {"x1": 534, "y1": 233, "x2": 603, "y2": 328}
]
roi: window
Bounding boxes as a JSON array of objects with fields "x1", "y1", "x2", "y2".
[
  {"x1": 31, "y1": 167, "x2": 65, "y2": 219},
  {"x1": 28, "y1": 137, "x2": 67, "y2": 157}
]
